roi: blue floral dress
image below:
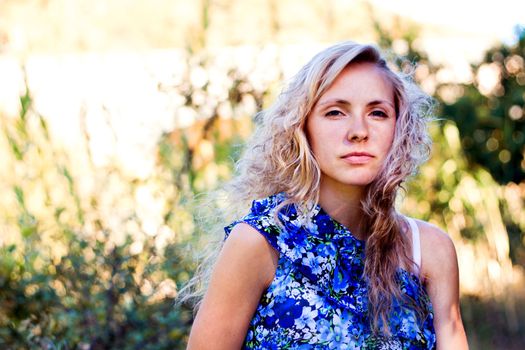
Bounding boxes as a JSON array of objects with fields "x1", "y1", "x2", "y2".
[{"x1": 224, "y1": 193, "x2": 436, "y2": 349}]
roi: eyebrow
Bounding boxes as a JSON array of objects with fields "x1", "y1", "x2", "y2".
[{"x1": 317, "y1": 98, "x2": 395, "y2": 109}]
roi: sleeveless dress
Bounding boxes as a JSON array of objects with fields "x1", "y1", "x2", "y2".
[{"x1": 224, "y1": 193, "x2": 436, "y2": 350}]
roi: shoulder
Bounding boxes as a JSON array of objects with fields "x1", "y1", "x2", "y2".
[
  {"x1": 221, "y1": 223, "x2": 279, "y2": 288},
  {"x1": 224, "y1": 192, "x2": 289, "y2": 246},
  {"x1": 188, "y1": 223, "x2": 278, "y2": 348},
  {"x1": 226, "y1": 222, "x2": 277, "y2": 254},
  {"x1": 221, "y1": 193, "x2": 288, "y2": 286},
  {"x1": 413, "y1": 220, "x2": 459, "y2": 282},
  {"x1": 411, "y1": 221, "x2": 467, "y2": 348},
  {"x1": 415, "y1": 220, "x2": 455, "y2": 251}
]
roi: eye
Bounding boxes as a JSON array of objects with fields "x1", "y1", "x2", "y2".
[
  {"x1": 325, "y1": 109, "x2": 345, "y2": 117},
  {"x1": 370, "y1": 110, "x2": 389, "y2": 118}
]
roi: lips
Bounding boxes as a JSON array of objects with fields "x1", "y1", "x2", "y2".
[{"x1": 341, "y1": 152, "x2": 374, "y2": 165}]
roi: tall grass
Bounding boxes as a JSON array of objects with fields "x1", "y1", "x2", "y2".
[{"x1": 0, "y1": 48, "x2": 523, "y2": 349}]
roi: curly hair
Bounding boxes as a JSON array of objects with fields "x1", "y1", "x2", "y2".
[{"x1": 185, "y1": 41, "x2": 434, "y2": 335}]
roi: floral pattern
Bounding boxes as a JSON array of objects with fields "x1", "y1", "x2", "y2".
[{"x1": 225, "y1": 193, "x2": 436, "y2": 349}]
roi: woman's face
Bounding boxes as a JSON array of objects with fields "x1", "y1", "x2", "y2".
[{"x1": 306, "y1": 62, "x2": 396, "y2": 192}]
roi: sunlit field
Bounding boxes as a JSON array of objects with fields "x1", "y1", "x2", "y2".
[{"x1": 1, "y1": 1, "x2": 524, "y2": 349}]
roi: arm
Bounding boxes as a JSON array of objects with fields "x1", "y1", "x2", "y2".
[
  {"x1": 419, "y1": 221, "x2": 469, "y2": 350},
  {"x1": 186, "y1": 223, "x2": 279, "y2": 349}
]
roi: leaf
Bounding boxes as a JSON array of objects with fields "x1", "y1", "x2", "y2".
[{"x1": 14, "y1": 186, "x2": 25, "y2": 207}]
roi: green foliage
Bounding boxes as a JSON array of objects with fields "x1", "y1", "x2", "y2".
[
  {"x1": 373, "y1": 22, "x2": 525, "y2": 347},
  {"x1": 0, "y1": 85, "x2": 195, "y2": 349},
  {"x1": 461, "y1": 295, "x2": 524, "y2": 350},
  {"x1": 443, "y1": 27, "x2": 525, "y2": 184},
  {"x1": 0, "y1": 234, "x2": 194, "y2": 349},
  {"x1": 1, "y1": 27, "x2": 525, "y2": 349},
  {"x1": 0, "y1": 56, "x2": 267, "y2": 348}
]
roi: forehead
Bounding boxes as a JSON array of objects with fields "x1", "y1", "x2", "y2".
[{"x1": 320, "y1": 62, "x2": 394, "y2": 102}]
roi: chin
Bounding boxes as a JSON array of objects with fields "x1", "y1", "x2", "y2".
[
  {"x1": 332, "y1": 178, "x2": 376, "y2": 189},
  {"x1": 342, "y1": 173, "x2": 379, "y2": 186},
  {"x1": 322, "y1": 170, "x2": 381, "y2": 189}
]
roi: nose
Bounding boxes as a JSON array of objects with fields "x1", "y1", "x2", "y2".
[{"x1": 346, "y1": 116, "x2": 368, "y2": 142}]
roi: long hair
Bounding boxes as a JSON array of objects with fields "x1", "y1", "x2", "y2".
[{"x1": 185, "y1": 41, "x2": 434, "y2": 334}]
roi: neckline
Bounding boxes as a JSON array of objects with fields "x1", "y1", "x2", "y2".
[
  {"x1": 314, "y1": 204, "x2": 366, "y2": 244},
  {"x1": 275, "y1": 192, "x2": 366, "y2": 244},
  {"x1": 276, "y1": 193, "x2": 425, "y2": 284},
  {"x1": 315, "y1": 207, "x2": 423, "y2": 281}
]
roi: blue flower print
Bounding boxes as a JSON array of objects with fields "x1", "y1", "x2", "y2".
[
  {"x1": 274, "y1": 298, "x2": 306, "y2": 328},
  {"x1": 224, "y1": 193, "x2": 436, "y2": 349},
  {"x1": 316, "y1": 214, "x2": 335, "y2": 236},
  {"x1": 294, "y1": 306, "x2": 318, "y2": 330}
]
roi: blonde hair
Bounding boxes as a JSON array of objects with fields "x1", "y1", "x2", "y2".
[{"x1": 186, "y1": 41, "x2": 434, "y2": 334}]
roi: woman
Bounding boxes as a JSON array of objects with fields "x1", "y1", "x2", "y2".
[{"x1": 186, "y1": 41, "x2": 468, "y2": 349}]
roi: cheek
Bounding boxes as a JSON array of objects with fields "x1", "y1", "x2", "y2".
[
  {"x1": 308, "y1": 128, "x2": 334, "y2": 158},
  {"x1": 380, "y1": 122, "x2": 396, "y2": 151},
  {"x1": 307, "y1": 134, "x2": 321, "y2": 159},
  {"x1": 305, "y1": 120, "x2": 323, "y2": 154}
]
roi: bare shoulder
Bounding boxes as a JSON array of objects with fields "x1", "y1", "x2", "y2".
[
  {"x1": 187, "y1": 223, "x2": 279, "y2": 348},
  {"x1": 413, "y1": 220, "x2": 459, "y2": 280},
  {"x1": 225, "y1": 222, "x2": 278, "y2": 258},
  {"x1": 415, "y1": 220, "x2": 455, "y2": 250},
  {"x1": 411, "y1": 221, "x2": 468, "y2": 348},
  {"x1": 221, "y1": 223, "x2": 279, "y2": 287}
]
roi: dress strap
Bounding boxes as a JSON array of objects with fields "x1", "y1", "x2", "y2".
[{"x1": 406, "y1": 217, "x2": 421, "y2": 275}]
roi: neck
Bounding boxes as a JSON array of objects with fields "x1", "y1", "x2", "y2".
[{"x1": 317, "y1": 179, "x2": 367, "y2": 240}]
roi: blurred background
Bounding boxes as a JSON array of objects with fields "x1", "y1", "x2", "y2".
[{"x1": 0, "y1": 0, "x2": 524, "y2": 349}]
